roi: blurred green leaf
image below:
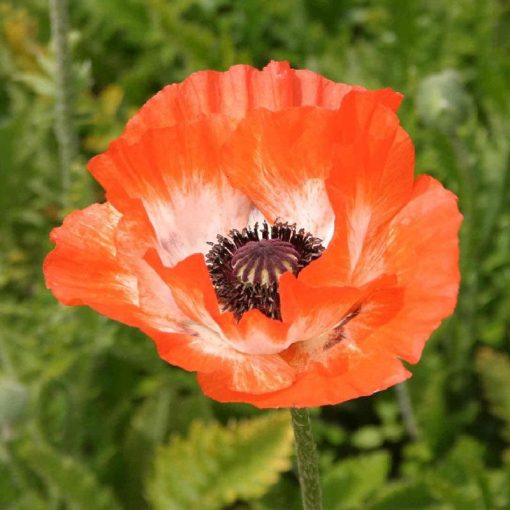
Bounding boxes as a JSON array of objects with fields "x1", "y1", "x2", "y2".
[
  {"x1": 426, "y1": 436, "x2": 494, "y2": 509},
  {"x1": 23, "y1": 441, "x2": 122, "y2": 510},
  {"x1": 0, "y1": 379, "x2": 28, "y2": 428},
  {"x1": 476, "y1": 347, "x2": 510, "y2": 442},
  {"x1": 368, "y1": 483, "x2": 437, "y2": 510},
  {"x1": 351, "y1": 426, "x2": 385, "y2": 450},
  {"x1": 147, "y1": 412, "x2": 294, "y2": 510},
  {"x1": 322, "y1": 451, "x2": 391, "y2": 510}
]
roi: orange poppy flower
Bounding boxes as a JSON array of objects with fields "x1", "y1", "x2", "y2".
[{"x1": 44, "y1": 61, "x2": 462, "y2": 408}]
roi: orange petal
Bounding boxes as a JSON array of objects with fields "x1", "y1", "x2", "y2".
[
  {"x1": 217, "y1": 275, "x2": 404, "y2": 407},
  {"x1": 366, "y1": 175, "x2": 462, "y2": 363},
  {"x1": 222, "y1": 107, "x2": 338, "y2": 242},
  {"x1": 197, "y1": 345, "x2": 410, "y2": 408},
  {"x1": 89, "y1": 115, "x2": 252, "y2": 266},
  {"x1": 149, "y1": 329, "x2": 295, "y2": 395},
  {"x1": 279, "y1": 274, "x2": 402, "y2": 375},
  {"x1": 132, "y1": 249, "x2": 294, "y2": 392},
  {"x1": 279, "y1": 272, "x2": 361, "y2": 343},
  {"x1": 300, "y1": 92, "x2": 415, "y2": 287},
  {"x1": 345, "y1": 284, "x2": 405, "y2": 349},
  {"x1": 215, "y1": 308, "x2": 291, "y2": 355},
  {"x1": 147, "y1": 249, "x2": 292, "y2": 356},
  {"x1": 44, "y1": 203, "x2": 184, "y2": 331},
  {"x1": 144, "y1": 251, "x2": 222, "y2": 333},
  {"x1": 122, "y1": 61, "x2": 402, "y2": 143}
]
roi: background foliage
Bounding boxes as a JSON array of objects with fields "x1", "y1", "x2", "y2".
[{"x1": 1, "y1": 0, "x2": 509, "y2": 508}]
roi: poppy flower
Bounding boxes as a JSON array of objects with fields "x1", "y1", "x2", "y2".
[{"x1": 44, "y1": 61, "x2": 462, "y2": 408}]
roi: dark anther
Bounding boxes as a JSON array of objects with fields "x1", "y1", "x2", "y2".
[
  {"x1": 323, "y1": 305, "x2": 362, "y2": 350},
  {"x1": 206, "y1": 221, "x2": 325, "y2": 321}
]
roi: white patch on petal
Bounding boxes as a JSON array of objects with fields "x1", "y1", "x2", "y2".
[
  {"x1": 246, "y1": 207, "x2": 267, "y2": 227},
  {"x1": 287, "y1": 306, "x2": 340, "y2": 345},
  {"x1": 347, "y1": 200, "x2": 372, "y2": 272},
  {"x1": 113, "y1": 274, "x2": 140, "y2": 305},
  {"x1": 143, "y1": 175, "x2": 252, "y2": 266},
  {"x1": 342, "y1": 337, "x2": 361, "y2": 353},
  {"x1": 138, "y1": 270, "x2": 190, "y2": 333},
  {"x1": 178, "y1": 321, "x2": 294, "y2": 393},
  {"x1": 185, "y1": 322, "x2": 294, "y2": 393},
  {"x1": 322, "y1": 217, "x2": 335, "y2": 248},
  {"x1": 185, "y1": 313, "x2": 291, "y2": 358},
  {"x1": 272, "y1": 178, "x2": 335, "y2": 245},
  {"x1": 230, "y1": 360, "x2": 293, "y2": 394},
  {"x1": 228, "y1": 329, "x2": 293, "y2": 356},
  {"x1": 185, "y1": 322, "x2": 234, "y2": 357},
  {"x1": 188, "y1": 322, "x2": 294, "y2": 393}
]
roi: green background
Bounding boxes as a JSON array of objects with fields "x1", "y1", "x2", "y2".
[{"x1": 1, "y1": 0, "x2": 510, "y2": 508}]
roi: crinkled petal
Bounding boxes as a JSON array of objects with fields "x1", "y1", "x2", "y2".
[
  {"x1": 222, "y1": 107, "x2": 338, "y2": 243},
  {"x1": 197, "y1": 273, "x2": 407, "y2": 407},
  {"x1": 364, "y1": 175, "x2": 462, "y2": 363},
  {"x1": 197, "y1": 346, "x2": 410, "y2": 408},
  {"x1": 215, "y1": 309, "x2": 291, "y2": 355},
  {"x1": 146, "y1": 251, "x2": 292, "y2": 356},
  {"x1": 279, "y1": 275, "x2": 403, "y2": 375},
  {"x1": 122, "y1": 61, "x2": 402, "y2": 143},
  {"x1": 278, "y1": 272, "x2": 361, "y2": 344},
  {"x1": 141, "y1": 250, "x2": 296, "y2": 395},
  {"x1": 148, "y1": 329, "x2": 295, "y2": 395},
  {"x1": 43, "y1": 203, "x2": 185, "y2": 331},
  {"x1": 89, "y1": 116, "x2": 252, "y2": 266},
  {"x1": 300, "y1": 91, "x2": 415, "y2": 286},
  {"x1": 144, "y1": 251, "x2": 222, "y2": 334}
]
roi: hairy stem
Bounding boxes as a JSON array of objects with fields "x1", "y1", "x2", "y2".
[
  {"x1": 49, "y1": 0, "x2": 77, "y2": 206},
  {"x1": 290, "y1": 408, "x2": 323, "y2": 510}
]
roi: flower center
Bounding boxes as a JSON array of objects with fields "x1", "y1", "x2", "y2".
[
  {"x1": 231, "y1": 239, "x2": 299, "y2": 286},
  {"x1": 206, "y1": 221, "x2": 325, "y2": 321}
]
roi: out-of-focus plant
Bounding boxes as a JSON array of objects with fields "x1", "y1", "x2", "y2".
[{"x1": 148, "y1": 413, "x2": 294, "y2": 510}]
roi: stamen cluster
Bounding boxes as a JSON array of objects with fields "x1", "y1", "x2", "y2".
[{"x1": 206, "y1": 221, "x2": 325, "y2": 320}]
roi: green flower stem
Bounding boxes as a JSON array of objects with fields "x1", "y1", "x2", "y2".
[
  {"x1": 395, "y1": 381, "x2": 420, "y2": 440},
  {"x1": 49, "y1": 0, "x2": 77, "y2": 206},
  {"x1": 290, "y1": 407, "x2": 323, "y2": 510}
]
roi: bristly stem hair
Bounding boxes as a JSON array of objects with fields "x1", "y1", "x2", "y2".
[
  {"x1": 49, "y1": 0, "x2": 77, "y2": 207},
  {"x1": 290, "y1": 407, "x2": 323, "y2": 510}
]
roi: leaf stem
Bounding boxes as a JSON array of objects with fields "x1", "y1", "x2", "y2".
[
  {"x1": 290, "y1": 407, "x2": 323, "y2": 510},
  {"x1": 49, "y1": 0, "x2": 77, "y2": 207}
]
